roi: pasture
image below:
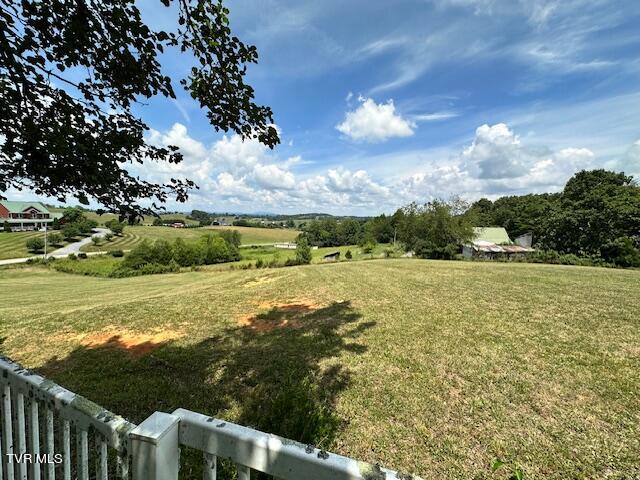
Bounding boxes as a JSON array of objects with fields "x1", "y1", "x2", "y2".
[
  {"x1": 80, "y1": 225, "x2": 300, "y2": 252},
  {"x1": 0, "y1": 260, "x2": 638, "y2": 479}
]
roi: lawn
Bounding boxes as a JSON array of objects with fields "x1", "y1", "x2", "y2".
[
  {"x1": 0, "y1": 260, "x2": 638, "y2": 479},
  {"x1": 81, "y1": 225, "x2": 301, "y2": 252},
  {"x1": 0, "y1": 231, "x2": 71, "y2": 260}
]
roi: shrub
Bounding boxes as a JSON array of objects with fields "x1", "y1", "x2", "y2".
[
  {"x1": 48, "y1": 232, "x2": 63, "y2": 246},
  {"x1": 345, "y1": 249, "x2": 352, "y2": 260},
  {"x1": 295, "y1": 237, "x2": 312, "y2": 265},
  {"x1": 105, "y1": 232, "x2": 114, "y2": 242},
  {"x1": 172, "y1": 238, "x2": 203, "y2": 267},
  {"x1": 26, "y1": 236, "x2": 45, "y2": 252},
  {"x1": 414, "y1": 240, "x2": 458, "y2": 260},
  {"x1": 78, "y1": 252, "x2": 88, "y2": 259},
  {"x1": 67, "y1": 253, "x2": 77, "y2": 260},
  {"x1": 255, "y1": 258, "x2": 265, "y2": 268},
  {"x1": 109, "y1": 250, "x2": 124, "y2": 257},
  {"x1": 601, "y1": 237, "x2": 640, "y2": 268},
  {"x1": 361, "y1": 241, "x2": 376, "y2": 254},
  {"x1": 384, "y1": 248, "x2": 394, "y2": 258},
  {"x1": 77, "y1": 219, "x2": 98, "y2": 235},
  {"x1": 150, "y1": 240, "x2": 174, "y2": 264},
  {"x1": 200, "y1": 234, "x2": 234, "y2": 264},
  {"x1": 3, "y1": 221, "x2": 11, "y2": 232},
  {"x1": 218, "y1": 229, "x2": 242, "y2": 248},
  {"x1": 62, "y1": 224, "x2": 80, "y2": 240},
  {"x1": 105, "y1": 220, "x2": 125, "y2": 235},
  {"x1": 91, "y1": 235, "x2": 101, "y2": 246}
]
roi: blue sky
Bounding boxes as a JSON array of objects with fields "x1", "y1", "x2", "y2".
[{"x1": 12, "y1": 0, "x2": 640, "y2": 215}]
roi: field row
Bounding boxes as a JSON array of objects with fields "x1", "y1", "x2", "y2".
[{"x1": 0, "y1": 231, "x2": 69, "y2": 260}]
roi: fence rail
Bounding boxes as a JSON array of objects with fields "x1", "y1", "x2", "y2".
[{"x1": 0, "y1": 357, "x2": 420, "y2": 480}]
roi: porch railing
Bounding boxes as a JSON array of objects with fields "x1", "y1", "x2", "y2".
[{"x1": 0, "y1": 357, "x2": 421, "y2": 480}]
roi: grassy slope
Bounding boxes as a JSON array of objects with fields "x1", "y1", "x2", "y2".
[
  {"x1": 81, "y1": 225, "x2": 300, "y2": 252},
  {"x1": 0, "y1": 231, "x2": 73, "y2": 260},
  {"x1": 49, "y1": 208, "x2": 201, "y2": 226},
  {"x1": 0, "y1": 261, "x2": 638, "y2": 479}
]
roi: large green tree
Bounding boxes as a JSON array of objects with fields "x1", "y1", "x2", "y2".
[
  {"x1": 543, "y1": 170, "x2": 640, "y2": 255},
  {"x1": 0, "y1": 0, "x2": 278, "y2": 219}
]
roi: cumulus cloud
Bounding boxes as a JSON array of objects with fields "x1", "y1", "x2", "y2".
[
  {"x1": 397, "y1": 123, "x2": 595, "y2": 201},
  {"x1": 129, "y1": 122, "x2": 599, "y2": 214},
  {"x1": 625, "y1": 140, "x2": 640, "y2": 176},
  {"x1": 336, "y1": 97, "x2": 415, "y2": 142}
]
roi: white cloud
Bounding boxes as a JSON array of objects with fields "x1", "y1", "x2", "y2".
[
  {"x1": 462, "y1": 123, "x2": 531, "y2": 179},
  {"x1": 622, "y1": 140, "x2": 640, "y2": 176},
  {"x1": 411, "y1": 112, "x2": 460, "y2": 122},
  {"x1": 336, "y1": 97, "x2": 415, "y2": 142},
  {"x1": 252, "y1": 164, "x2": 296, "y2": 190}
]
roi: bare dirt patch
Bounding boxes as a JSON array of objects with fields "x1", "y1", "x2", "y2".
[
  {"x1": 64, "y1": 327, "x2": 184, "y2": 358},
  {"x1": 239, "y1": 301, "x2": 322, "y2": 332}
]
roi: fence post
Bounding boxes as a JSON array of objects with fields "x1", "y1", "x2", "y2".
[{"x1": 130, "y1": 412, "x2": 180, "y2": 480}]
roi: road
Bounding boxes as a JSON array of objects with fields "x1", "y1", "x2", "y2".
[
  {"x1": 52, "y1": 227, "x2": 110, "y2": 255},
  {"x1": 0, "y1": 228, "x2": 111, "y2": 266}
]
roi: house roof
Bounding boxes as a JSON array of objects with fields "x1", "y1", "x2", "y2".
[
  {"x1": 0, "y1": 201, "x2": 51, "y2": 214},
  {"x1": 473, "y1": 227, "x2": 512, "y2": 245}
]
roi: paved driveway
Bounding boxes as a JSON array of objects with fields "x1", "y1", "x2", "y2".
[
  {"x1": 52, "y1": 227, "x2": 111, "y2": 255},
  {"x1": 0, "y1": 228, "x2": 111, "y2": 266}
]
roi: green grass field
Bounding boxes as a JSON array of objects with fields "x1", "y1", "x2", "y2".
[
  {"x1": 81, "y1": 225, "x2": 300, "y2": 252},
  {"x1": 0, "y1": 231, "x2": 72, "y2": 260},
  {"x1": 48, "y1": 208, "x2": 201, "y2": 226},
  {"x1": 0, "y1": 260, "x2": 638, "y2": 478}
]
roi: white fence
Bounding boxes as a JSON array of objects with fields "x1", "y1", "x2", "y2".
[{"x1": 0, "y1": 357, "x2": 421, "y2": 480}]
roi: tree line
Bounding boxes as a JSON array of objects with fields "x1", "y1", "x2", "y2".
[{"x1": 299, "y1": 169, "x2": 640, "y2": 267}]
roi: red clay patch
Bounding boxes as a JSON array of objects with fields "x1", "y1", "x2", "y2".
[
  {"x1": 73, "y1": 328, "x2": 184, "y2": 358},
  {"x1": 239, "y1": 301, "x2": 320, "y2": 332}
]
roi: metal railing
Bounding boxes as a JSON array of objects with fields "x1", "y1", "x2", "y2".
[{"x1": 0, "y1": 357, "x2": 421, "y2": 480}]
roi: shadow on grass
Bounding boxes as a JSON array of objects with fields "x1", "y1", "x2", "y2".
[{"x1": 34, "y1": 301, "x2": 372, "y2": 478}]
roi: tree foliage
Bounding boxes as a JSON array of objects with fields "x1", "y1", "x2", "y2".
[
  {"x1": 26, "y1": 236, "x2": 44, "y2": 252},
  {"x1": 395, "y1": 199, "x2": 475, "y2": 259},
  {"x1": 0, "y1": 0, "x2": 278, "y2": 219}
]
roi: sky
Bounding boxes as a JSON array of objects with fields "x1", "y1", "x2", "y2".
[{"x1": 10, "y1": 0, "x2": 640, "y2": 215}]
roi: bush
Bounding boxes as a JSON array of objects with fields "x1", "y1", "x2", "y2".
[
  {"x1": 109, "y1": 250, "x2": 124, "y2": 257},
  {"x1": 255, "y1": 258, "x2": 265, "y2": 268},
  {"x1": 78, "y1": 252, "x2": 88, "y2": 259},
  {"x1": 104, "y1": 233, "x2": 114, "y2": 242},
  {"x1": 26, "y1": 236, "x2": 45, "y2": 253},
  {"x1": 218, "y1": 229, "x2": 242, "y2": 248},
  {"x1": 48, "y1": 232, "x2": 63, "y2": 246},
  {"x1": 414, "y1": 241, "x2": 458, "y2": 260},
  {"x1": 601, "y1": 237, "x2": 640, "y2": 268},
  {"x1": 91, "y1": 235, "x2": 101, "y2": 246},
  {"x1": 67, "y1": 253, "x2": 77, "y2": 260},
  {"x1": 345, "y1": 249, "x2": 352, "y2": 260},
  {"x1": 3, "y1": 221, "x2": 11, "y2": 232},
  {"x1": 200, "y1": 234, "x2": 238, "y2": 264},
  {"x1": 172, "y1": 238, "x2": 203, "y2": 267},
  {"x1": 295, "y1": 236, "x2": 312, "y2": 265},
  {"x1": 361, "y1": 241, "x2": 376, "y2": 254},
  {"x1": 77, "y1": 219, "x2": 98, "y2": 235},
  {"x1": 62, "y1": 224, "x2": 80, "y2": 240},
  {"x1": 121, "y1": 235, "x2": 240, "y2": 273},
  {"x1": 105, "y1": 220, "x2": 125, "y2": 235}
]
